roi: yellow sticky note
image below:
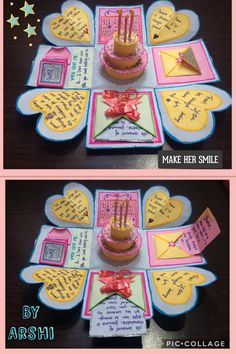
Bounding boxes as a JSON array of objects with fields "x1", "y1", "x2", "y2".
[
  {"x1": 152, "y1": 270, "x2": 206, "y2": 305},
  {"x1": 150, "y1": 6, "x2": 190, "y2": 44},
  {"x1": 52, "y1": 189, "x2": 90, "y2": 225},
  {"x1": 146, "y1": 191, "x2": 183, "y2": 228},
  {"x1": 30, "y1": 90, "x2": 89, "y2": 132},
  {"x1": 154, "y1": 232, "x2": 191, "y2": 259},
  {"x1": 161, "y1": 89, "x2": 222, "y2": 131},
  {"x1": 50, "y1": 6, "x2": 91, "y2": 42},
  {"x1": 32, "y1": 268, "x2": 86, "y2": 302}
]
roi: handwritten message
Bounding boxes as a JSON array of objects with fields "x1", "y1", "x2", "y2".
[
  {"x1": 68, "y1": 47, "x2": 93, "y2": 88},
  {"x1": 178, "y1": 208, "x2": 221, "y2": 255},
  {"x1": 68, "y1": 229, "x2": 92, "y2": 268},
  {"x1": 50, "y1": 6, "x2": 90, "y2": 42},
  {"x1": 30, "y1": 90, "x2": 89, "y2": 132},
  {"x1": 153, "y1": 270, "x2": 206, "y2": 305},
  {"x1": 98, "y1": 7, "x2": 143, "y2": 44},
  {"x1": 150, "y1": 6, "x2": 190, "y2": 44},
  {"x1": 97, "y1": 191, "x2": 139, "y2": 227},
  {"x1": 32, "y1": 268, "x2": 86, "y2": 302},
  {"x1": 89, "y1": 294, "x2": 147, "y2": 337},
  {"x1": 96, "y1": 118, "x2": 153, "y2": 142},
  {"x1": 52, "y1": 189, "x2": 90, "y2": 224},
  {"x1": 162, "y1": 90, "x2": 222, "y2": 131},
  {"x1": 146, "y1": 191, "x2": 182, "y2": 227}
]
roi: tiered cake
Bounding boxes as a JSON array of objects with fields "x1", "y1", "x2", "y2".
[
  {"x1": 99, "y1": 10, "x2": 148, "y2": 80},
  {"x1": 97, "y1": 199, "x2": 142, "y2": 262}
]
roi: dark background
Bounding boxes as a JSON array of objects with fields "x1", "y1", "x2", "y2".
[
  {"x1": 6, "y1": 180, "x2": 229, "y2": 348},
  {"x1": 4, "y1": 0, "x2": 232, "y2": 169}
]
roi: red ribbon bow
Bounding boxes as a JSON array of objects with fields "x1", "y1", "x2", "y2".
[
  {"x1": 102, "y1": 89, "x2": 142, "y2": 122},
  {"x1": 98, "y1": 269, "x2": 134, "y2": 297}
]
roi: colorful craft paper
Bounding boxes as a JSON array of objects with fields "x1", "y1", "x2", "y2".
[
  {"x1": 42, "y1": 0, "x2": 95, "y2": 46},
  {"x1": 143, "y1": 186, "x2": 192, "y2": 229},
  {"x1": 146, "y1": 1, "x2": 199, "y2": 45}
]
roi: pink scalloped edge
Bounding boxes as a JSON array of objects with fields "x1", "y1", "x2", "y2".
[
  {"x1": 102, "y1": 225, "x2": 138, "y2": 245},
  {"x1": 100, "y1": 48, "x2": 148, "y2": 74},
  {"x1": 104, "y1": 38, "x2": 144, "y2": 61}
]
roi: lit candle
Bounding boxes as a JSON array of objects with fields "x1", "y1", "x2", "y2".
[
  {"x1": 114, "y1": 199, "x2": 118, "y2": 225},
  {"x1": 119, "y1": 203, "x2": 123, "y2": 228},
  {"x1": 124, "y1": 15, "x2": 129, "y2": 43},
  {"x1": 129, "y1": 10, "x2": 134, "y2": 40},
  {"x1": 117, "y1": 9, "x2": 123, "y2": 39},
  {"x1": 124, "y1": 199, "x2": 129, "y2": 225}
]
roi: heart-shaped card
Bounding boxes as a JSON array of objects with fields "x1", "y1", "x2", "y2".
[
  {"x1": 143, "y1": 186, "x2": 191, "y2": 229},
  {"x1": 16, "y1": 89, "x2": 90, "y2": 141},
  {"x1": 146, "y1": 1, "x2": 199, "y2": 45},
  {"x1": 155, "y1": 85, "x2": 232, "y2": 144},
  {"x1": 45, "y1": 182, "x2": 94, "y2": 228},
  {"x1": 42, "y1": 0, "x2": 94, "y2": 46},
  {"x1": 20, "y1": 265, "x2": 87, "y2": 310},
  {"x1": 148, "y1": 267, "x2": 216, "y2": 316}
]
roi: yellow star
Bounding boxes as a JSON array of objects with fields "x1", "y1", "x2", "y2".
[
  {"x1": 20, "y1": 1, "x2": 35, "y2": 17},
  {"x1": 24, "y1": 23, "x2": 37, "y2": 38},
  {"x1": 7, "y1": 14, "x2": 20, "y2": 28}
]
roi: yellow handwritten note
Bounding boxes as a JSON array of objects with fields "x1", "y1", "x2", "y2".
[
  {"x1": 150, "y1": 6, "x2": 190, "y2": 44},
  {"x1": 50, "y1": 6, "x2": 91, "y2": 42},
  {"x1": 30, "y1": 90, "x2": 89, "y2": 132},
  {"x1": 152, "y1": 270, "x2": 206, "y2": 305},
  {"x1": 32, "y1": 268, "x2": 86, "y2": 302},
  {"x1": 146, "y1": 191, "x2": 183, "y2": 228},
  {"x1": 52, "y1": 189, "x2": 90, "y2": 225},
  {"x1": 161, "y1": 90, "x2": 222, "y2": 131}
]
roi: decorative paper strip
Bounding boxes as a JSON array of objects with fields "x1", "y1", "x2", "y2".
[
  {"x1": 89, "y1": 294, "x2": 147, "y2": 337},
  {"x1": 16, "y1": 89, "x2": 90, "y2": 141},
  {"x1": 30, "y1": 225, "x2": 92, "y2": 269},
  {"x1": 146, "y1": 1, "x2": 199, "y2": 45},
  {"x1": 152, "y1": 40, "x2": 219, "y2": 87},
  {"x1": 27, "y1": 45, "x2": 94, "y2": 89},
  {"x1": 156, "y1": 85, "x2": 231, "y2": 144},
  {"x1": 42, "y1": 0, "x2": 94, "y2": 46},
  {"x1": 143, "y1": 186, "x2": 192, "y2": 229},
  {"x1": 95, "y1": 5, "x2": 146, "y2": 44},
  {"x1": 20, "y1": 265, "x2": 87, "y2": 310},
  {"x1": 81, "y1": 270, "x2": 153, "y2": 319},
  {"x1": 86, "y1": 89, "x2": 164, "y2": 149},
  {"x1": 147, "y1": 267, "x2": 216, "y2": 316},
  {"x1": 45, "y1": 182, "x2": 94, "y2": 228}
]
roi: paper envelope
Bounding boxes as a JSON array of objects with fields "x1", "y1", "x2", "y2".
[
  {"x1": 154, "y1": 231, "x2": 191, "y2": 259},
  {"x1": 93, "y1": 91, "x2": 158, "y2": 143},
  {"x1": 160, "y1": 47, "x2": 201, "y2": 77}
]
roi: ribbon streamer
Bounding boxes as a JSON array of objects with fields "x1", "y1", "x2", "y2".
[
  {"x1": 102, "y1": 89, "x2": 142, "y2": 121},
  {"x1": 99, "y1": 269, "x2": 135, "y2": 297}
]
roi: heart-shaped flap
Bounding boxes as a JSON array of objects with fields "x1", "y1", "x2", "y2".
[
  {"x1": 45, "y1": 182, "x2": 94, "y2": 228},
  {"x1": 20, "y1": 265, "x2": 87, "y2": 310},
  {"x1": 42, "y1": 1, "x2": 94, "y2": 46},
  {"x1": 147, "y1": 267, "x2": 216, "y2": 316},
  {"x1": 146, "y1": 1, "x2": 199, "y2": 45},
  {"x1": 143, "y1": 186, "x2": 191, "y2": 229},
  {"x1": 156, "y1": 85, "x2": 232, "y2": 144},
  {"x1": 17, "y1": 89, "x2": 90, "y2": 141}
]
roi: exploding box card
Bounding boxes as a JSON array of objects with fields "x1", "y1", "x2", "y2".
[{"x1": 17, "y1": 0, "x2": 231, "y2": 148}]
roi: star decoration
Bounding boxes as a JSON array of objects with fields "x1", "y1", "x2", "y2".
[
  {"x1": 7, "y1": 14, "x2": 20, "y2": 28},
  {"x1": 20, "y1": 1, "x2": 35, "y2": 17},
  {"x1": 24, "y1": 23, "x2": 37, "y2": 38}
]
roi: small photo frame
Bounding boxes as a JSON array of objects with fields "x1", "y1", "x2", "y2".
[
  {"x1": 39, "y1": 239, "x2": 68, "y2": 266},
  {"x1": 37, "y1": 59, "x2": 68, "y2": 87}
]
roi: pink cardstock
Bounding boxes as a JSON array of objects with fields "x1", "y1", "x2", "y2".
[
  {"x1": 88, "y1": 91, "x2": 163, "y2": 147},
  {"x1": 146, "y1": 227, "x2": 205, "y2": 268},
  {"x1": 178, "y1": 208, "x2": 221, "y2": 255},
  {"x1": 39, "y1": 239, "x2": 68, "y2": 266},
  {"x1": 152, "y1": 40, "x2": 217, "y2": 86},
  {"x1": 96, "y1": 191, "x2": 140, "y2": 227},
  {"x1": 98, "y1": 7, "x2": 144, "y2": 44},
  {"x1": 83, "y1": 271, "x2": 151, "y2": 318}
]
